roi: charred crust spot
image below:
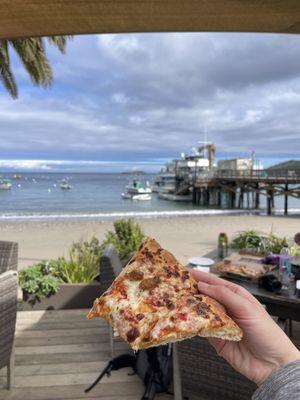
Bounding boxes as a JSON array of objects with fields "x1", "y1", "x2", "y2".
[
  {"x1": 126, "y1": 327, "x2": 140, "y2": 343},
  {"x1": 148, "y1": 267, "x2": 155, "y2": 273},
  {"x1": 138, "y1": 243, "x2": 144, "y2": 251},
  {"x1": 174, "y1": 285, "x2": 180, "y2": 293},
  {"x1": 126, "y1": 270, "x2": 144, "y2": 281},
  {"x1": 157, "y1": 248, "x2": 163, "y2": 255},
  {"x1": 145, "y1": 251, "x2": 153, "y2": 258},
  {"x1": 128, "y1": 258, "x2": 135, "y2": 265},
  {"x1": 136, "y1": 313, "x2": 145, "y2": 321},
  {"x1": 139, "y1": 276, "x2": 160, "y2": 291}
]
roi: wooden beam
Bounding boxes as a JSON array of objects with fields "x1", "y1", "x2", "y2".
[{"x1": 2, "y1": 1, "x2": 300, "y2": 40}]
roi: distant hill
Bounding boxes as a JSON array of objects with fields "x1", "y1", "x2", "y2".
[{"x1": 268, "y1": 160, "x2": 300, "y2": 170}]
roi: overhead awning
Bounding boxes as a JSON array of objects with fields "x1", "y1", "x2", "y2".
[{"x1": 1, "y1": 0, "x2": 300, "y2": 40}]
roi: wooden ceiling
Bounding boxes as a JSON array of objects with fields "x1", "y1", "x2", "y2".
[{"x1": 1, "y1": 0, "x2": 300, "y2": 40}]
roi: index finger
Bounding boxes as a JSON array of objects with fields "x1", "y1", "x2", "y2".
[{"x1": 188, "y1": 269, "x2": 260, "y2": 306}]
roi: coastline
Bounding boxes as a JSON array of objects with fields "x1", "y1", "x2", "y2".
[{"x1": 1, "y1": 214, "x2": 300, "y2": 270}]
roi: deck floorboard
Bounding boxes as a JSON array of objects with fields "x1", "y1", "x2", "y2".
[{"x1": 0, "y1": 309, "x2": 171, "y2": 400}]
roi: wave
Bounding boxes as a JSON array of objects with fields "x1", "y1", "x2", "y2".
[{"x1": 1, "y1": 208, "x2": 300, "y2": 221}]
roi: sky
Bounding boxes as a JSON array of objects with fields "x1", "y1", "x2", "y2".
[{"x1": 1, "y1": 32, "x2": 300, "y2": 172}]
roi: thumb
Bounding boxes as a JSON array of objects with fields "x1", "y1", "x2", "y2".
[{"x1": 198, "y1": 282, "x2": 253, "y2": 319}]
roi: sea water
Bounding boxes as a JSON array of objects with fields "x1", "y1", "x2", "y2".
[{"x1": 0, "y1": 172, "x2": 299, "y2": 221}]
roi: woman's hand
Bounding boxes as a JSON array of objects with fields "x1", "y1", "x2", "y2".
[{"x1": 190, "y1": 270, "x2": 300, "y2": 386}]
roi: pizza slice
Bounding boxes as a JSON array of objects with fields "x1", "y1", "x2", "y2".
[{"x1": 88, "y1": 237, "x2": 242, "y2": 350}]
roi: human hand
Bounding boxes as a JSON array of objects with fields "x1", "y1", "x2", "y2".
[{"x1": 190, "y1": 270, "x2": 300, "y2": 386}]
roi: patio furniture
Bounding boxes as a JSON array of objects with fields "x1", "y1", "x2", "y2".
[
  {"x1": 99, "y1": 244, "x2": 123, "y2": 357},
  {"x1": 0, "y1": 241, "x2": 18, "y2": 274},
  {"x1": 0, "y1": 270, "x2": 18, "y2": 390}
]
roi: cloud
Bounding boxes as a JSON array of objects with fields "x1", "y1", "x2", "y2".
[{"x1": 1, "y1": 32, "x2": 300, "y2": 167}]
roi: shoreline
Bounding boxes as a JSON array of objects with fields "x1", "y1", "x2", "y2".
[
  {"x1": 1, "y1": 208, "x2": 300, "y2": 222},
  {"x1": 1, "y1": 214, "x2": 299, "y2": 271}
]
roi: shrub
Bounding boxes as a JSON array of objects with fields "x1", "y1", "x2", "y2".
[
  {"x1": 230, "y1": 230, "x2": 289, "y2": 255},
  {"x1": 19, "y1": 263, "x2": 61, "y2": 300},
  {"x1": 58, "y1": 237, "x2": 102, "y2": 283},
  {"x1": 102, "y1": 219, "x2": 144, "y2": 260}
]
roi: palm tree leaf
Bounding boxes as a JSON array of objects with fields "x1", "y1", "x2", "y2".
[
  {"x1": 10, "y1": 38, "x2": 53, "y2": 87},
  {"x1": 47, "y1": 36, "x2": 72, "y2": 54},
  {"x1": 0, "y1": 40, "x2": 17, "y2": 98}
]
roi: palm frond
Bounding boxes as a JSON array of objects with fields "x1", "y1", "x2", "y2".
[
  {"x1": 10, "y1": 38, "x2": 53, "y2": 87},
  {"x1": 0, "y1": 40, "x2": 18, "y2": 98},
  {"x1": 47, "y1": 36, "x2": 72, "y2": 54}
]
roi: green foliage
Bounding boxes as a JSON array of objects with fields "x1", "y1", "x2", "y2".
[
  {"x1": 102, "y1": 219, "x2": 144, "y2": 260},
  {"x1": 19, "y1": 263, "x2": 61, "y2": 300},
  {"x1": 230, "y1": 230, "x2": 289, "y2": 255},
  {"x1": 58, "y1": 237, "x2": 102, "y2": 284}
]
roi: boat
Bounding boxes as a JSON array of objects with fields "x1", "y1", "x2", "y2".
[
  {"x1": 122, "y1": 193, "x2": 151, "y2": 201},
  {"x1": 13, "y1": 174, "x2": 21, "y2": 179},
  {"x1": 153, "y1": 143, "x2": 214, "y2": 197},
  {"x1": 0, "y1": 179, "x2": 12, "y2": 190},
  {"x1": 122, "y1": 180, "x2": 152, "y2": 200},
  {"x1": 60, "y1": 179, "x2": 71, "y2": 190},
  {"x1": 125, "y1": 179, "x2": 152, "y2": 195}
]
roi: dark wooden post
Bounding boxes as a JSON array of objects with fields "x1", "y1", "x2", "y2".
[
  {"x1": 255, "y1": 183, "x2": 260, "y2": 209},
  {"x1": 267, "y1": 190, "x2": 272, "y2": 215},
  {"x1": 284, "y1": 183, "x2": 288, "y2": 215},
  {"x1": 192, "y1": 187, "x2": 196, "y2": 204}
]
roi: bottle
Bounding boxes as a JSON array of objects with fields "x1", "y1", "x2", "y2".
[
  {"x1": 279, "y1": 246, "x2": 291, "y2": 281},
  {"x1": 218, "y1": 233, "x2": 228, "y2": 259}
]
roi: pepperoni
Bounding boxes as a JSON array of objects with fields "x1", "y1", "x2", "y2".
[
  {"x1": 126, "y1": 327, "x2": 140, "y2": 342},
  {"x1": 177, "y1": 312, "x2": 188, "y2": 321}
]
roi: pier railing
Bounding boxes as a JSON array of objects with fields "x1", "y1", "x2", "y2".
[{"x1": 216, "y1": 169, "x2": 300, "y2": 181}]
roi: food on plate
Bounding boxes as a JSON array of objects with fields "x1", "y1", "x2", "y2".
[{"x1": 88, "y1": 237, "x2": 242, "y2": 350}]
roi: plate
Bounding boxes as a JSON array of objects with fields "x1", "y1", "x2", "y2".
[
  {"x1": 193, "y1": 266, "x2": 211, "y2": 272},
  {"x1": 188, "y1": 257, "x2": 215, "y2": 266}
]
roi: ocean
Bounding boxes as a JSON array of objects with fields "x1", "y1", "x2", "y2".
[{"x1": 0, "y1": 173, "x2": 299, "y2": 221}]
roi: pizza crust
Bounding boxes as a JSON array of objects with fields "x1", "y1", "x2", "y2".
[{"x1": 88, "y1": 237, "x2": 243, "y2": 350}]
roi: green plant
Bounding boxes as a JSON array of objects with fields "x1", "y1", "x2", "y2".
[
  {"x1": 230, "y1": 230, "x2": 289, "y2": 255},
  {"x1": 19, "y1": 263, "x2": 61, "y2": 300},
  {"x1": 58, "y1": 237, "x2": 102, "y2": 283},
  {"x1": 102, "y1": 219, "x2": 144, "y2": 260}
]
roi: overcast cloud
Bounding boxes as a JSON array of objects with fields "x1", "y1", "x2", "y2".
[{"x1": 1, "y1": 32, "x2": 300, "y2": 171}]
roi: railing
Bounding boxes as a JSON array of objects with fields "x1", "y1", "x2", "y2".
[{"x1": 216, "y1": 169, "x2": 300, "y2": 180}]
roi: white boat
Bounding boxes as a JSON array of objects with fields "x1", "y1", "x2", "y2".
[
  {"x1": 121, "y1": 193, "x2": 152, "y2": 201},
  {"x1": 125, "y1": 179, "x2": 152, "y2": 195},
  {"x1": 0, "y1": 179, "x2": 12, "y2": 190},
  {"x1": 60, "y1": 179, "x2": 71, "y2": 190}
]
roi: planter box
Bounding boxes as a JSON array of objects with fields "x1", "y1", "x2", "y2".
[{"x1": 18, "y1": 281, "x2": 103, "y2": 311}]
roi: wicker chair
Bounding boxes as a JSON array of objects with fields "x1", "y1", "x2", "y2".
[
  {"x1": 0, "y1": 270, "x2": 18, "y2": 390},
  {"x1": 99, "y1": 244, "x2": 123, "y2": 356},
  {"x1": 0, "y1": 241, "x2": 18, "y2": 274},
  {"x1": 178, "y1": 336, "x2": 256, "y2": 400}
]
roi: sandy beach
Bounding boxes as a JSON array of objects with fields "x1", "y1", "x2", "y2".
[{"x1": 1, "y1": 215, "x2": 300, "y2": 270}]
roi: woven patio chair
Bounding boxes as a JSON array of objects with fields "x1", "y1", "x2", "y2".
[
  {"x1": 178, "y1": 336, "x2": 256, "y2": 400},
  {"x1": 0, "y1": 270, "x2": 18, "y2": 390},
  {"x1": 99, "y1": 244, "x2": 123, "y2": 357},
  {"x1": 0, "y1": 241, "x2": 18, "y2": 274}
]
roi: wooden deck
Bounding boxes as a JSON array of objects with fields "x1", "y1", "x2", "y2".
[{"x1": 0, "y1": 309, "x2": 172, "y2": 400}]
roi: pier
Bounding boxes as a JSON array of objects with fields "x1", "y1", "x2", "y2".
[{"x1": 176, "y1": 169, "x2": 300, "y2": 215}]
